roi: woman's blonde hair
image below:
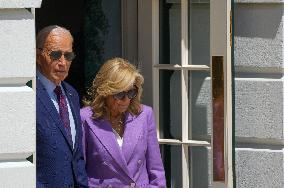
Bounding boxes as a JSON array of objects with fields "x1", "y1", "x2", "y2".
[{"x1": 85, "y1": 57, "x2": 144, "y2": 119}]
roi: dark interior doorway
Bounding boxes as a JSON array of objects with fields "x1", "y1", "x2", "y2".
[
  {"x1": 36, "y1": 0, "x2": 122, "y2": 105},
  {"x1": 35, "y1": 0, "x2": 86, "y2": 103}
]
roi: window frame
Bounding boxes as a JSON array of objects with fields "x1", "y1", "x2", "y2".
[{"x1": 151, "y1": 0, "x2": 233, "y2": 188}]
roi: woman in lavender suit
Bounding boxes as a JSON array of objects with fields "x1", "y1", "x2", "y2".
[{"x1": 81, "y1": 58, "x2": 166, "y2": 188}]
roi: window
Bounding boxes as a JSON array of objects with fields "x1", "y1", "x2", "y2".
[{"x1": 151, "y1": 0, "x2": 233, "y2": 187}]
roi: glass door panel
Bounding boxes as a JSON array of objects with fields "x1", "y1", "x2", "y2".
[
  {"x1": 152, "y1": 0, "x2": 232, "y2": 187},
  {"x1": 159, "y1": 70, "x2": 182, "y2": 140},
  {"x1": 159, "y1": 0, "x2": 181, "y2": 66},
  {"x1": 160, "y1": 145, "x2": 183, "y2": 188},
  {"x1": 188, "y1": 1, "x2": 210, "y2": 66},
  {"x1": 190, "y1": 146, "x2": 211, "y2": 188},
  {"x1": 190, "y1": 71, "x2": 211, "y2": 141}
]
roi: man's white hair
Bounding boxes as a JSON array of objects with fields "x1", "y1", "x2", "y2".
[{"x1": 36, "y1": 25, "x2": 73, "y2": 49}]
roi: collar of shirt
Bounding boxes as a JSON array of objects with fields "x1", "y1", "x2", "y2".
[{"x1": 36, "y1": 70, "x2": 63, "y2": 97}]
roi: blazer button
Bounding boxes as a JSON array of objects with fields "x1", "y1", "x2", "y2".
[
  {"x1": 107, "y1": 185, "x2": 112, "y2": 188},
  {"x1": 137, "y1": 160, "x2": 142, "y2": 165},
  {"x1": 130, "y1": 182, "x2": 136, "y2": 188}
]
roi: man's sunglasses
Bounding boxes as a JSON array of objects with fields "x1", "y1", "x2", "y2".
[
  {"x1": 113, "y1": 87, "x2": 138, "y2": 100},
  {"x1": 38, "y1": 48, "x2": 76, "y2": 61}
]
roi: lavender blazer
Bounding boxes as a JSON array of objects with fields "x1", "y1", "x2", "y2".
[{"x1": 80, "y1": 105, "x2": 166, "y2": 188}]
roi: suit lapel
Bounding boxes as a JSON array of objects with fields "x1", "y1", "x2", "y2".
[
  {"x1": 37, "y1": 79, "x2": 73, "y2": 150},
  {"x1": 86, "y1": 117, "x2": 130, "y2": 177},
  {"x1": 122, "y1": 112, "x2": 144, "y2": 163}
]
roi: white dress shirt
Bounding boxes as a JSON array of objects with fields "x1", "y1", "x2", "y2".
[{"x1": 113, "y1": 129, "x2": 123, "y2": 148}]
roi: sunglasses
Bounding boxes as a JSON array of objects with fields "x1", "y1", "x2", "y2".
[
  {"x1": 49, "y1": 50, "x2": 76, "y2": 61},
  {"x1": 113, "y1": 87, "x2": 138, "y2": 100},
  {"x1": 38, "y1": 48, "x2": 76, "y2": 61}
]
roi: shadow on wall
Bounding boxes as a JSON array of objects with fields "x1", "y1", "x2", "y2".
[{"x1": 234, "y1": 4, "x2": 282, "y2": 39}]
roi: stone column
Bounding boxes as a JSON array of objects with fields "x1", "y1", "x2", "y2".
[
  {"x1": 234, "y1": 1, "x2": 284, "y2": 187},
  {"x1": 0, "y1": 0, "x2": 41, "y2": 187}
]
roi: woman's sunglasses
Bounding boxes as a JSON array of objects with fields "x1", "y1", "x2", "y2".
[
  {"x1": 38, "y1": 48, "x2": 76, "y2": 62},
  {"x1": 113, "y1": 87, "x2": 138, "y2": 100}
]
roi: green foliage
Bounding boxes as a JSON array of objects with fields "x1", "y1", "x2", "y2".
[{"x1": 84, "y1": 0, "x2": 109, "y2": 89}]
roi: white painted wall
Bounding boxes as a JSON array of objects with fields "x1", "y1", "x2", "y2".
[
  {"x1": 0, "y1": 1, "x2": 41, "y2": 187},
  {"x1": 234, "y1": 2, "x2": 284, "y2": 187}
]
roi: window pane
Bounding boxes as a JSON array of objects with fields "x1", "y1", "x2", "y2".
[
  {"x1": 159, "y1": 70, "x2": 182, "y2": 140},
  {"x1": 188, "y1": 1, "x2": 210, "y2": 66},
  {"x1": 160, "y1": 145, "x2": 182, "y2": 188},
  {"x1": 190, "y1": 146, "x2": 211, "y2": 188},
  {"x1": 159, "y1": 0, "x2": 181, "y2": 65},
  {"x1": 189, "y1": 71, "x2": 211, "y2": 140}
]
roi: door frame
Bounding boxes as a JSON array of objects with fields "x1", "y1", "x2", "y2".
[
  {"x1": 210, "y1": 0, "x2": 233, "y2": 188},
  {"x1": 149, "y1": 0, "x2": 233, "y2": 187}
]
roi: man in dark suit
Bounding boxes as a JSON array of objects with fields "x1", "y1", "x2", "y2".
[{"x1": 36, "y1": 25, "x2": 88, "y2": 188}]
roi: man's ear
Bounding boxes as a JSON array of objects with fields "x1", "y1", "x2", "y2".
[{"x1": 36, "y1": 49, "x2": 42, "y2": 65}]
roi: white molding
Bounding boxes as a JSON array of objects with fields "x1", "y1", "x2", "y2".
[
  {"x1": 211, "y1": 0, "x2": 233, "y2": 187},
  {"x1": 181, "y1": 1, "x2": 189, "y2": 188},
  {"x1": 0, "y1": 161, "x2": 35, "y2": 188},
  {"x1": 235, "y1": 0, "x2": 284, "y2": 3},
  {"x1": 0, "y1": 4, "x2": 37, "y2": 186},
  {"x1": 154, "y1": 64, "x2": 210, "y2": 71},
  {"x1": 225, "y1": 2, "x2": 233, "y2": 188},
  {"x1": 0, "y1": 153, "x2": 33, "y2": 161},
  {"x1": 152, "y1": 0, "x2": 160, "y2": 138},
  {"x1": 159, "y1": 139, "x2": 211, "y2": 146},
  {"x1": 0, "y1": 0, "x2": 42, "y2": 8}
]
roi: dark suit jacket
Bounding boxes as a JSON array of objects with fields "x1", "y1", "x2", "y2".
[{"x1": 36, "y1": 78, "x2": 88, "y2": 188}]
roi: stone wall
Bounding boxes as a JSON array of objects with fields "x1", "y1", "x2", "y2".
[
  {"x1": 234, "y1": 2, "x2": 284, "y2": 187},
  {"x1": 0, "y1": 0, "x2": 41, "y2": 187}
]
